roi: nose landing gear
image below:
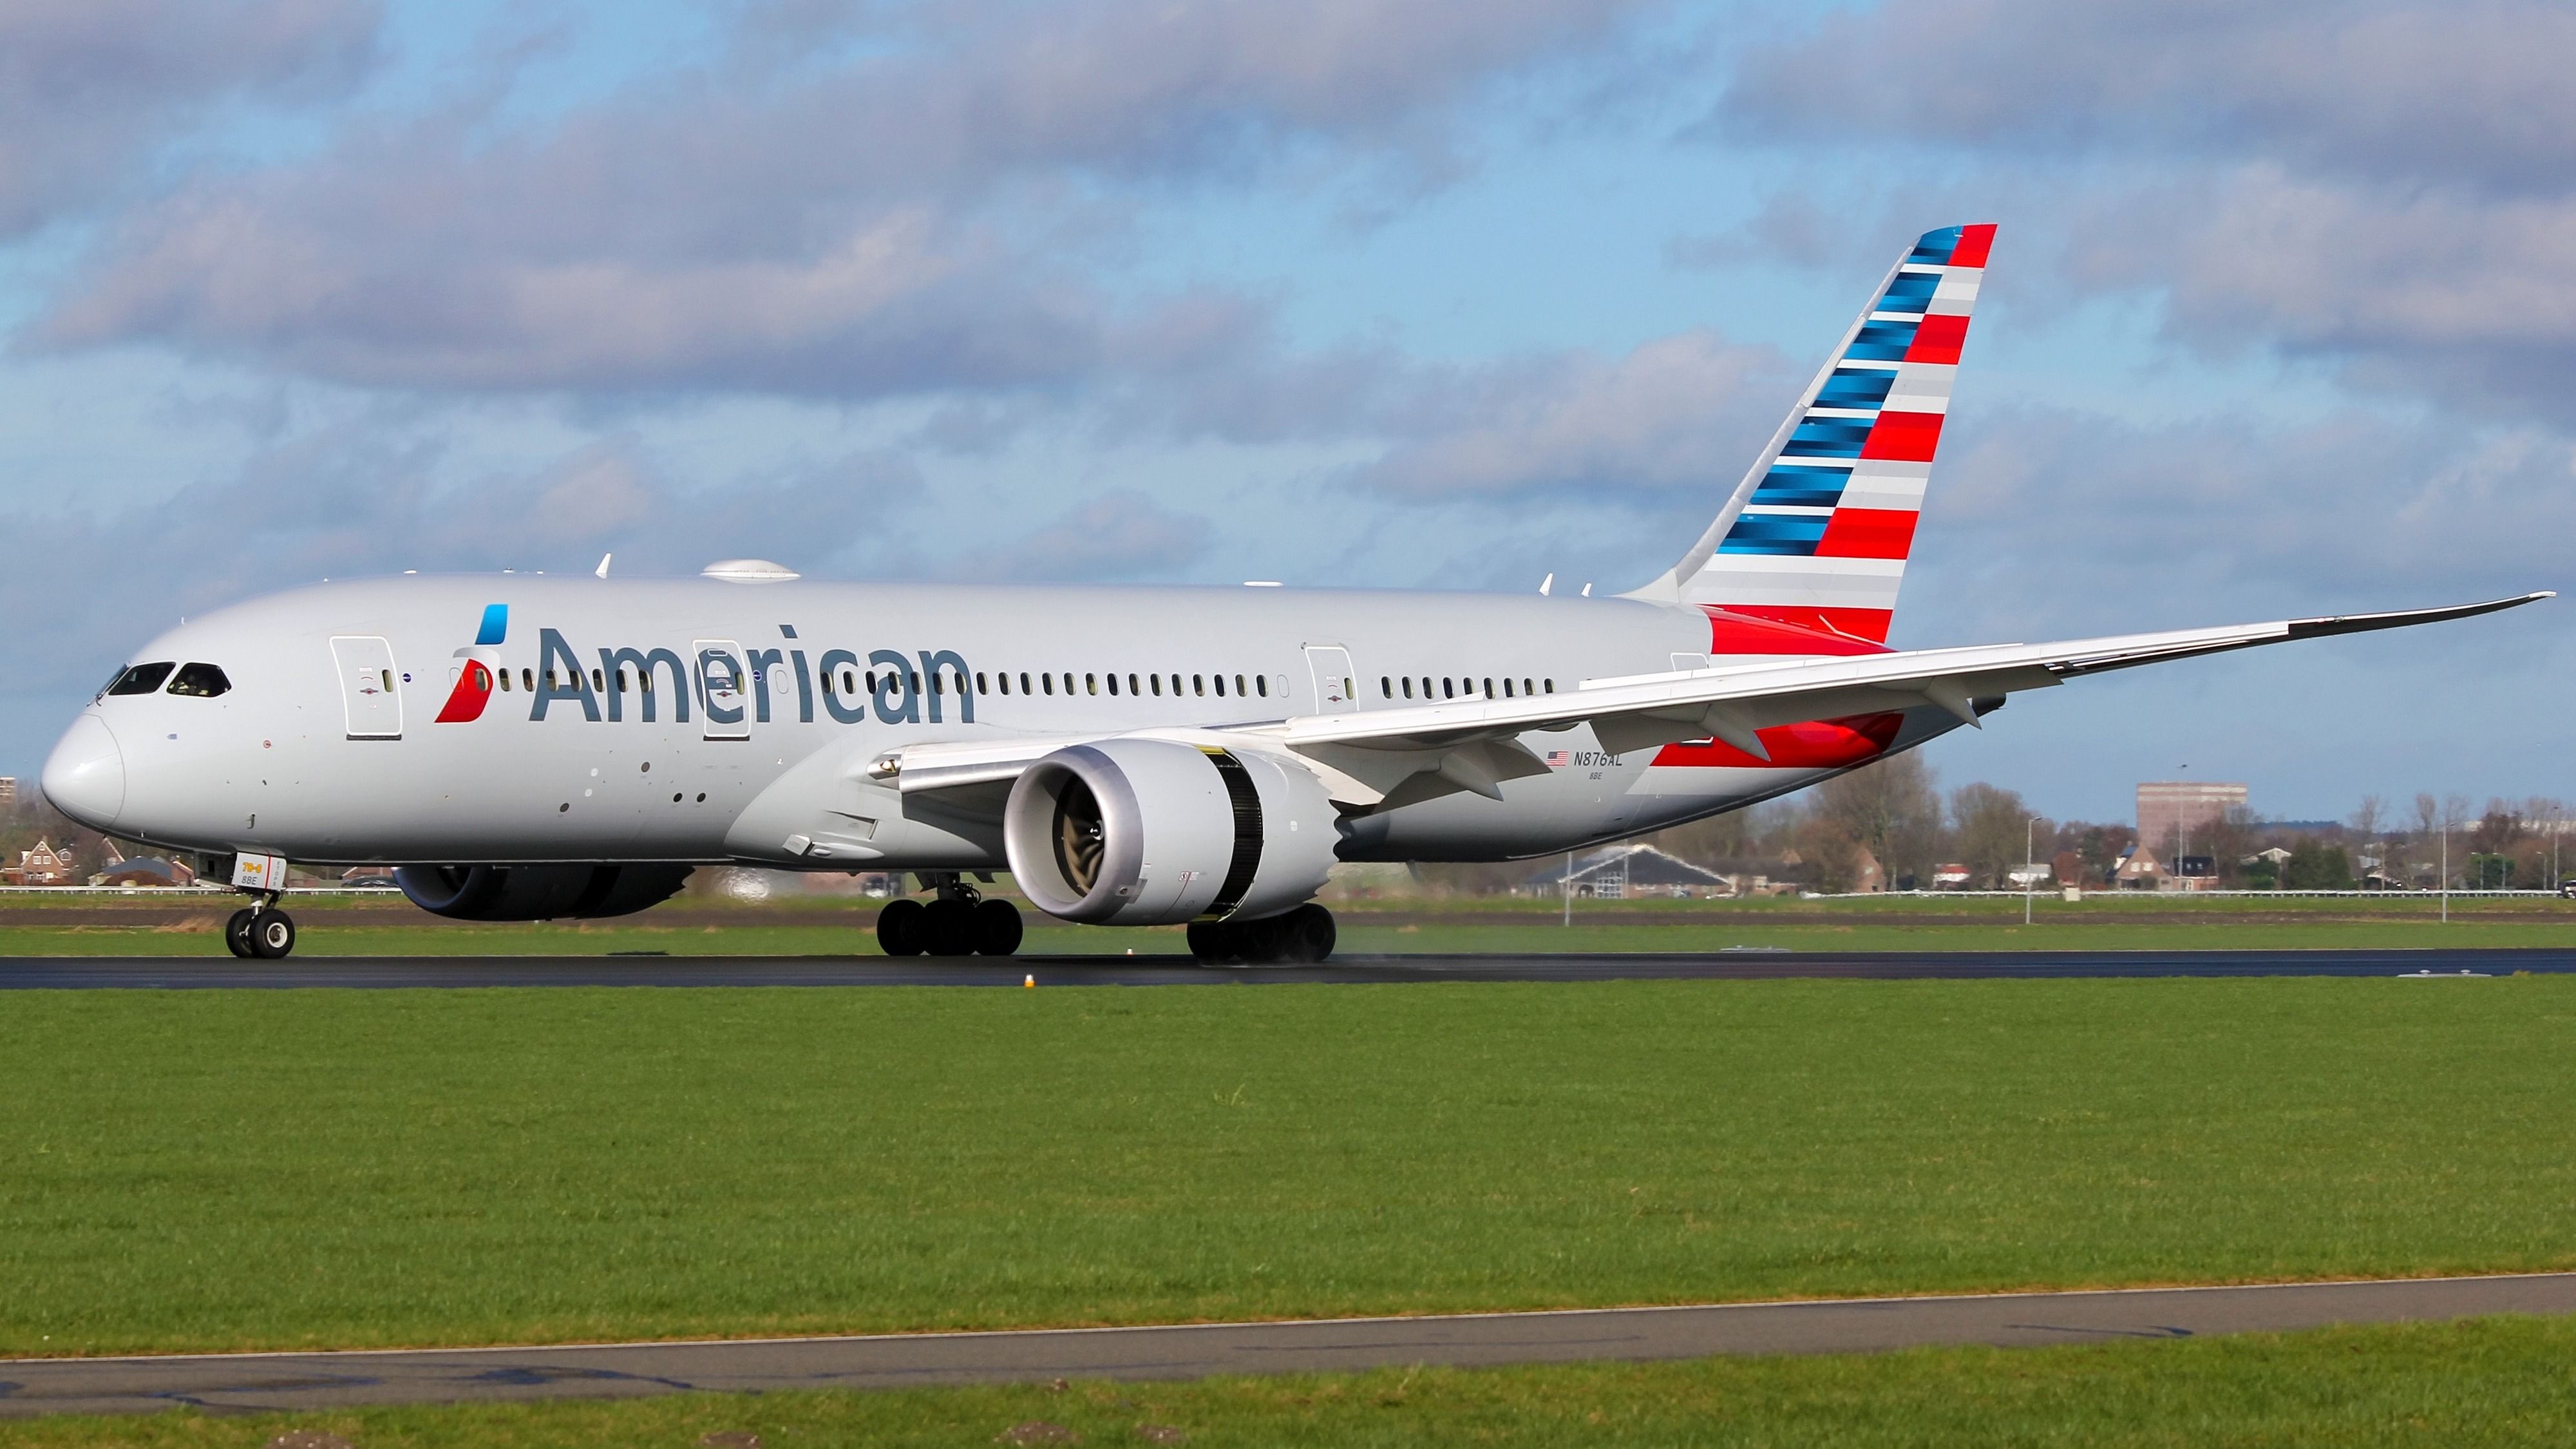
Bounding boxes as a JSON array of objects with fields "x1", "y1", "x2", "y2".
[
  {"x1": 224, "y1": 905, "x2": 298, "y2": 960},
  {"x1": 876, "y1": 875, "x2": 1023, "y2": 958}
]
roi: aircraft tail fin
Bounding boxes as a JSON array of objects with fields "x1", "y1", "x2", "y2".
[{"x1": 1625, "y1": 223, "x2": 1993, "y2": 643}]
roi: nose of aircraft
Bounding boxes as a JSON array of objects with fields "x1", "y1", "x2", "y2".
[{"x1": 42, "y1": 714, "x2": 125, "y2": 830}]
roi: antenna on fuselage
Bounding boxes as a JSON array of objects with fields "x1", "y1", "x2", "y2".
[
  {"x1": 1580, "y1": 582, "x2": 1592, "y2": 597},
  {"x1": 596, "y1": 553, "x2": 612, "y2": 579},
  {"x1": 1539, "y1": 573, "x2": 1553, "y2": 596}
]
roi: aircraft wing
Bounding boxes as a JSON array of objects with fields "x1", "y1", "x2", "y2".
[{"x1": 876, "y1": 593, "x2": 2547, "y2": 808}]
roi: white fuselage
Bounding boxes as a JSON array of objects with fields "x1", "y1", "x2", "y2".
[{"x1": 43, "y1": 574, "x2": 1963, "y2": 872}]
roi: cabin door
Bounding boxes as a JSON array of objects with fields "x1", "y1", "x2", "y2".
[
  {"x1": 330, "y1": 636, "x2": 403, "y2": 739},
  {"x1": 1302, "y1": 645, "x2": 1359, "y2": 714},
  {"x1": 694, "y1": 639, "x2": 751, "y2": 741}
]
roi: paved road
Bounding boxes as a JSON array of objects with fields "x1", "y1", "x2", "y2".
[
  {"x1": 1, "y1": 947, "x2": 2571, "y2": 989},
  {"x1": 3, "y1": 1274, "x2": 2569, "y2": 1418}
]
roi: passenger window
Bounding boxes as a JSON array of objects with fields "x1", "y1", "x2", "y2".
[
  {"x1": 109, "y1": 662, "x2": 176, "y2": 696},
  {"x1": 1402, "y1": 677, "x2": 1414, "y2": 699},
  {"x1": 1193, "y1": 674, "x2": 1205, "y2": 696},
  {"x1": 1214, "y1": 674, "x2": 1227, "y2": 697},
  {"x1": 1524, "y1": 678, "x2": 1534, "y2": 696},
  {"x1": 1503, "y1": 679, "x2": 1514, "y2": 697},
  {"x1": 522, "y1": 668, "x2": 534, "y2": 692},
  {"x1": 1442, "y1": 678, "x2": 1454, "y2": 699},
  {"x1": 1256, "y1": 676, "x2": 1268, "y2": 697},
  {"x1": 498, "y1": 668, "x2": 511, "y2": 692},
  {"x1": 978, "y1": 672, "x2": 989, "y2": 694},
  {"x1": 1086, "y1": 673, "x2": 1099, "y2": 696},
  {"x1": 592, "y1": 668, "x2": 605, "y2": 692},
  {"x1": 1150, "y1": 674, "x2": 1162, "y2": 696},
  {"x1": 1484, "y1": 677, "x2": 1494, "y2": 698},
  {"x1": 1544, "y1": 679, "x2": 1555, "y2": 693},
  {"x1": 1381, "y1": 676, "x2": 1392, "y2": 698},
  {"x1": 1021, "y1": 672, "x2": 1032, "y2": 694},
  {"x1": 1128, "y1": 672, "x2": 1141, "y2": 695},
  {"x1": 1233, "y1": 674, "x2": 1247, "y2": 696},
  {"x1": 166, "y1": 662, "x2": 231, "y2": 698}
]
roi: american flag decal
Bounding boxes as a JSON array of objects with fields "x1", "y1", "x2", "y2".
[{"x1": 1545, "y1": 750, "x2": 1571, "y2": 768}]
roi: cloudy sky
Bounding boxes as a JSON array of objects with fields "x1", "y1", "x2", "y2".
[{"x1": 4, "y1": 0, "x2": 2567, "y2": 824}]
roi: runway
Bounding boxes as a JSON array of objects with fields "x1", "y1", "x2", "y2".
[
  {"x1": 3, "y1": 1273, "x2": 2568, "y2": 1418},
  {"x1": 2, "y1": 946, "x2": 2573, "y2": 988}
]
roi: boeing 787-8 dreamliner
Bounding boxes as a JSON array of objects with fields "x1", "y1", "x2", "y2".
[{"x1": 39, "y1": 225, "x2": 2545, "y2": 961}]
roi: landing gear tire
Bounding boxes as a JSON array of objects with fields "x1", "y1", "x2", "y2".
[
  {"x1": 225, "y1": 908, "x2": 258, "y2": 958},
  {"x1": 1189, "y1": 904, "x2": 1334, "y2": 965},
  {"x1": 876, "y1": 897, "x2": 927, "y2": 956},
  {"x1": 922, "y1": 898, "x2": 978, "y2": 957},
  {"x1": 972, "y1": 899, "x2": 1024, "y2": 957},
  {"x1": 245, "y1": 910, "x2": 297, "y2": 960}
]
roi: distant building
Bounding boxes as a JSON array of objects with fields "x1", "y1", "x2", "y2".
[
  {"x1": 0, "y1": 776, "x2": 15, "y2": 807},
  {"x1": 4, "y1": 838, "x2": 77, "y2": 886},
  {"x1": 1851, "y1": 847, "x2": 1885, "y2": 894},
  {"x1": 1931, "y1": 862, "x2": 1972, "y2": 889},
  {"x1": 2112, "y1": 845, "x2": 2163, "y2": 889},
  {"x1": 2137, "y1": 782, "x2": 2249, "y2": 859},
  {"x1": 94, "y1": 857, "x2": 198, "y2": 888},
  {"x1": 1528, "y1": 844, "x2": 1735, "y2": 899}
]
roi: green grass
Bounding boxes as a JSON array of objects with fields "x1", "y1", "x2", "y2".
[
  {"x1": 4, "y1": 978, "x2": 2574, "y2": 1358},
  {"x1": 8, "y1": 1317, "x2": 2576, "y2": 1446}
]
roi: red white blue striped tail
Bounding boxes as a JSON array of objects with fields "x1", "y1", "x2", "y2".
[{"x1": 1627, "y1": 224, "x2": 1993, "y2": 645}]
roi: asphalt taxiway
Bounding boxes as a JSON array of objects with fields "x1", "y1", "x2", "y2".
[
  {"x1": 2, "y1": 946, "x2": 2572, "y2": 988},
  {"x1": 4, "y1": 1273, "x2": 2570, "y2": 1417}
]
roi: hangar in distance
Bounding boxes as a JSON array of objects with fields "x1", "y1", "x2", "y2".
[{"x1": 39, "y1": 225, "x2": 2546, "y2": 962}]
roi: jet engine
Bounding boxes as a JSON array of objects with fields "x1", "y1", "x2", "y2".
[
  {"x1": 393, "y1": 863, "x2": 694, "y2": 921},
  {"x1": 1003, "y1": 740, "x2": 1337, "y2": 925}
]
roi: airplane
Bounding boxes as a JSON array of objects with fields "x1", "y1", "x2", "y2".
[{"x1": 39, "y1": 223, "x2": 2547, "y2": 963}]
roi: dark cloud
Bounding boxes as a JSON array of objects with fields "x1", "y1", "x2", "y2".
[
  {"x1": 1718, "y1": 0, "x2": 2576, "y2": 197},
  {"x1": 1703, "y1": 0, "x2": 2576, "y2": 427},
  {"x1": 1902, "y1": 402, "x2": 2576, "y2": 647},
  {"x1": 0, "y1": 425, "x2": 922, "y2": 701},
  {"x1": 0, "y1": 0, "x2": 379, "y2": 238},
  {"x1": 965, "y1": 488, "x2": 1214, "y2": 582},
  {"x1": 33, "y1": 0, "x2": 1662, "y2": 396},
  {"x1": 2065, "y1": 171, "x2": 2576, "y2": 422},
  {"x1": 1340, "y1": 329, "x2": 1799, "y2": 500}
]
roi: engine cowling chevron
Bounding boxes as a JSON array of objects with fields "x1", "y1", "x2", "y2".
[{"x1": 1002, "y1": 739, "x2": 1337, "y2": 926}]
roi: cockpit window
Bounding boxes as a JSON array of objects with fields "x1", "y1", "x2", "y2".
[
  {"x1": 108, "y1": 662, "x2": 175, "y2": 696},
  {"x1": 166, "y1": 663, "x2": 232, "y2": 698}
]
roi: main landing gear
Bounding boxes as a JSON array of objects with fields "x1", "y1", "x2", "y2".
[
  {"x1": 224, "y1": 902, "x2": 297, "y2": 960},
  {"x1": 1187, "y1": 904, "x2": 1336, "y2": 965},
  {"x1": 876, "y1": 875, "x2": 1023, "y2": 958}
]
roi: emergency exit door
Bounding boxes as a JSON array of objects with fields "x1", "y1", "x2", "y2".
[
  {"x1": 695, "y1": 639, "x2": 751, "y2": 740},
  {"x1": 330, "y1": 636, "x2": 403, "y2": 739},
  {"x1": 1303, "y1": 645, "x2": 1359, "y2": 714}
]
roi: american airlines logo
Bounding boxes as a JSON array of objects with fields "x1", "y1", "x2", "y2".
[{"x1": 434, "y1": 605, "x2": 973, "y2": 728}]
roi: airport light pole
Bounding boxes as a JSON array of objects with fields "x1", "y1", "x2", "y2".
[{"x1": 2025, "y1": 817, "x2": 2040, "y2": 925}]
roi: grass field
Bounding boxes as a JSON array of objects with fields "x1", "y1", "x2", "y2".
[
  {"x1": 6, "y1": 1317, "x2": 2575, "y2": 1446},
  {"x1": 3, "y1": 976, "x2": 2572, "y2": 1358},
  {"x1": 4, "y1": 885, "x2": 2573, "y2": 955}
]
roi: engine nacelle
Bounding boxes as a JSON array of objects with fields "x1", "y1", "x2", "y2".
[
  {"x1": 393, "y1": 864, "x2": 694, "y2": 921},
  {"x1": 1003, "y1": 740, "x2": 1338, "y2": 925}
]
